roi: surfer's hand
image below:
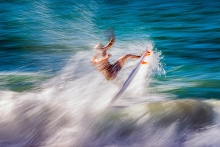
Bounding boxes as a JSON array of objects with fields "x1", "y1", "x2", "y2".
[{"x1": 102, "y1": 54, "x2": 111, "y2": 60}]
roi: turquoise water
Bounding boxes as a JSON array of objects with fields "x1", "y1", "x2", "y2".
[
  {"x1": 1, "y1": 0, "x2": 220, "y2": 98},
  {"x1": 1, "y1": 0, "x2": 220, "y2": 146}
]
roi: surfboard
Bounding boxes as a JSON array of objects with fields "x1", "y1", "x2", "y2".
[{"x1": 109, "y1": 50, "x2": 152, "y2": 105}]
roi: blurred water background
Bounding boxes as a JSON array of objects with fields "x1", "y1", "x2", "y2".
[{"x1": 0, "y1": 0, "x2": 220, "y2": 146}]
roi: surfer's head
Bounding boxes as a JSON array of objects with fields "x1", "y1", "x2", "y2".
[{"x1": 94, "y1": 43, "x2": 105, "y2": 50}]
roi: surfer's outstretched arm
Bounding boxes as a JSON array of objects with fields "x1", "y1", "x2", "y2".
[{"x1": 103, "y1": 37, "x2": 115, "y2": 51}]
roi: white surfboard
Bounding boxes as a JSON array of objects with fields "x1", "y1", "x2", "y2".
[{"x1": 109, "y1": 50, "x2": 152, "y2": 105}]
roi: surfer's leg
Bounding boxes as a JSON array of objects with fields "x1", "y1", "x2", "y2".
[
  {"x1": 105, "y1": 63, "x2": 121, "y2": 80},
  {"x1": 104, "y1": 54, "x2": 140, "y2": 80},
  {"x1": 105, "y1": 54, "x2": 140, "y2": 80},
  {"x1": 116, "y1": 54, "x2": 141, "y2": 67}
]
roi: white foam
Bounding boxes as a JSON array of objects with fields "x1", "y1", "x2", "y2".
[{"x1": 0, "y1": 41, "x2": 198, "y2": 147}]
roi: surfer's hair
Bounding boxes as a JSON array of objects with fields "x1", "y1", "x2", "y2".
[{"x1": 94, "y1": 43, "x2": 104, "y2": 50}]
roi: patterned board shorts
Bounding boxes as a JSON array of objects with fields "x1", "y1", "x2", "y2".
[{"x1": 106, "y1": 61, "x2": 122, "y2": 80}]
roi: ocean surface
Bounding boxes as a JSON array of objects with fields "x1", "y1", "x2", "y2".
[{"x1": 0, "y1": 0, "x2": 220, "y2": 146}]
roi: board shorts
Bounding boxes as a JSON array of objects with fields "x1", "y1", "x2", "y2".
[{"x1": 106, "y1": 61, "x2": 122, "y2": 80}]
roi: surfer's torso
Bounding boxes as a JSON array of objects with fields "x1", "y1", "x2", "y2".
[
  {"x1": 91, "y1": 56, "x2": 110, "y2": 70},
  {"x1": 91, "y1": 52, "x2": 120, "y2": 80}
]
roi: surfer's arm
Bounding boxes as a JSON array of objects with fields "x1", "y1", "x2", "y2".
[
  {"x1": 104, "y1": 37, "x2": 115, "y2": 51},
  {"x1": 100, "y1": 54, "x2": 111, "y2": 62}
]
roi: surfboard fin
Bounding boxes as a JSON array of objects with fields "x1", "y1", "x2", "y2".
[{"x1": 141, "y1": 61, "x2": 148, "y2": 64}]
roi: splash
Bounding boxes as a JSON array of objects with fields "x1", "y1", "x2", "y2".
[
  {"x1": 0, "y1": 40, "x2": 165, "y2": 147},
  {"x1": 123, "y1": 43, "x2": 165, "y2": 100}
]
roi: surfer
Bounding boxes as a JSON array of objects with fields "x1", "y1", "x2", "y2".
[{"x1": 91, "y1": 35, "x2": 145, "y2": 80}]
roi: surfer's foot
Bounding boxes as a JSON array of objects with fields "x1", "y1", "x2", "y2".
[
  {"x1": 140, "y1": 50, "x2": 151, "y2": 57},
  {"x1": 141, "y1": 61, "x2": 148, "y2": 64},
  {"x1": 146, "y1": 50, "x2": 152, "y2": 56}
]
